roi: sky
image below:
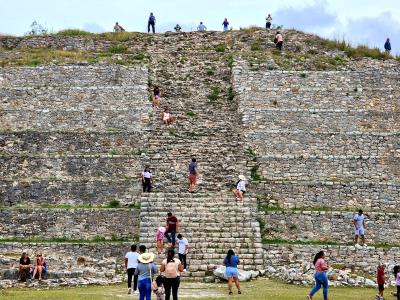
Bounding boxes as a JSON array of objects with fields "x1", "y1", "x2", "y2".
[{"x1": 0, "y1": 0, "x2": 399, "y2": 54}]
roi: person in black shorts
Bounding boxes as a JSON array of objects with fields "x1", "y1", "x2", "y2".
[{"x1": 19, "y1": 252, "x2": 31, "y2": 282}]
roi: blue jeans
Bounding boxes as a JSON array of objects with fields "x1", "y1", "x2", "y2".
[
  {"x1": 310, "y1": 272, "x2": 328, "y2": 300},
  {"x1": 138, "y1": 278, "x2": 152, "y2": 300}
]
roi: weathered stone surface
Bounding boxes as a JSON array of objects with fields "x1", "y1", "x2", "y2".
[
  {"x1": 213, "y1": 266, "x2": 253, "y2": 282},
  {"x1": 0, "y1": 208, "x2": 139, "y2": 239}
]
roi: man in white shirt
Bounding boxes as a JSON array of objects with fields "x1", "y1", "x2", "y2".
[
  {"x1": 353, "y1": 209, "x2": 367, "y2": 246},
  {"x1": 197, "y1": 22, "x2": 207, "y2": 31},
  {"x1": 177, "y1": 234, "x2": 189, "y2": 271},
  {"x1": 125, "y1": 244, "x2": 139, "y2": 294}
]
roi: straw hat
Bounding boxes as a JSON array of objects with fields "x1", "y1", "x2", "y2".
[
  {"x1": 238, "y1": 175, "x2": 246, "y2": 181},
  {"x1": 138, "y1": 252, "x2": 155, "y2": 264}
]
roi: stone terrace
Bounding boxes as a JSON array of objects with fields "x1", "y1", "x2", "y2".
[
  {"x1": 1, "y1": 29, "x2": 400, "y2": 287},
  {"x1": 233, "y1": 60, "x2": 400, "y2": 278}
]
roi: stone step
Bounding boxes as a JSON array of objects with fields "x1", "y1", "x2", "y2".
[
  {"x1": 0, "y1": 65, "x2": 147, "y2": 87},
  {"x1": 255, "y1": 180, "x2": 400, "y2": 212},
  {"x1": 256, "y1": 156, "x2": 400, "y2": 182},
  {"x1": 0, "y1": 87, "x2": 148, "y2": 110},
  {"x1": 259, "y1": 209, "x2": 400, "y2": 244},
  {"x1": 245, "y1": 131, "x2": 400, "y2": 158},
  {"x1": 240, "y1": 93, "x2": 400, "y2": 112},
  {"x1": 242, "y1": 110, "x2": 399, "y2": 133},
  {"x1": 0, "y1": 208, "x2": 139, "y2": 240},
  {"x1": 236, "y1": 70, "x2": 400, "y2": 90},
  {"x1": 0, "y1": 110, "x2": 149, "y2": 131}
]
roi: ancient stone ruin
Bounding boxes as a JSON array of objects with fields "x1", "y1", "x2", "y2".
[{"x1": 0, "y1": 29, "x2": 399, "y2": 288}]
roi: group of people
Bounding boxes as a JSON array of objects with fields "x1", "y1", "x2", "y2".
[
  {"x1": 18, "y1": 252, "x2": 47, "y2": 282},
  {"x1": 142, "y1": 157, "x2": 246, "y2": 202},
  {"x1": 125, "y1": 209, "x2": 241, "y2": 299},
  {"x1": 307, "y1": 251, "x2": 400, "y2": 300}
]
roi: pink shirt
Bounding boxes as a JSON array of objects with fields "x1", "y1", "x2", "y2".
[
  {"x1": 315, "y1": 258, "x2": 328, "y2": 272},
  {"x1": 156, "y1": 229, "x2": 164, "y2": 241}
]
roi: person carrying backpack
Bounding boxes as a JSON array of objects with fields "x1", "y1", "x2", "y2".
[
  {"x1": 148, "y1": 13, "x2": 156, "y2": 33},
  {"x1": 160, "y1": 249, "x2": 183, "y2": 300}
]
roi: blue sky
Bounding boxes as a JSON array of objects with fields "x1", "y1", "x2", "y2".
[{"x1": 1, "y1": 0, "x2": 399, "y2": 54}]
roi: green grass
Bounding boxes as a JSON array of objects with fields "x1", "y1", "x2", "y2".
[
  {"x1": 107, "y1": 199, "x2": 121, "y2": 208},
  {"x1": 309, "y1": 37, "x2": 392, "y2": 60},
  {"x1": 56, "y1": 29, "x2": 91, "y2": 36},
  {"x1": 186, "y1": 111, "x2": 196, "y2": 117},
  {"x1": 0, "y1": 279, "x2": 392, "y2": 300},
  {"x1": 207, "y1": 86, "x2": 221, "y2": 102},
  {"x1": 0, "y1": 49, "x2": 96, "y2": 67},
  {"x1": 214, "y1": 43, "x2": 227, "y2": 53},
  {"x1": 107, "y1": 44, "x2": 128, "y2": 54}
]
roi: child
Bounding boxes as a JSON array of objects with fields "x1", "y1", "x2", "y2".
[
  {"x1": 376, "y1": 263, "x2": 385, "y2": 300},
  {"x1": 395, "y1": 265, "x2": 400, "y2": 300},
  {"x1": 152, "y1": 274, "x2": 165, "y2": 300},
  {"x1": 153, "y1": 86, "x2": 161, "y2": 107},
  {"x1": 162, "y1": 108, "x2": 174, "y2": 126},
  {"x1": 156, "y1": 226, "x2": 166, "y2": 254},
  {"x1": 232, "y1": 175, "x2": 246, "y2": 202}
]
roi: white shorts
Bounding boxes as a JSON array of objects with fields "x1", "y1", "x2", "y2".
[{"x1": 354, "y1": 228, "x2": 365, "y2": 236}]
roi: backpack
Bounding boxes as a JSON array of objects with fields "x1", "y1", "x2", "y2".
[
  {"x1": 149, "y1": 15, "x2": 155, "y2": 22},
  {"x1": 164, "y1": 259, "x2": 178, "y2": 278}
]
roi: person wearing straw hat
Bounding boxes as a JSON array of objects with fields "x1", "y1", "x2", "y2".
[
  {"x1": 135, "y1": 252, "x2": 158, "y2": 300},
  {"x1": 232, "y1": 175, "x2": 246, "y2": 201}
]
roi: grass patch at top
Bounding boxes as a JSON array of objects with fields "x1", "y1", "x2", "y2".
[
  {"x1": 311, "y1": 37, "x2": 392, "y2": 60},
  {"x1": 0, "y1": 49, "x2": 96, "y2": 67},
  {"x1": 56, "y1": 29, "x2": 91, "y2": 36}
]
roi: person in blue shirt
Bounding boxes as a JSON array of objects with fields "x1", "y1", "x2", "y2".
[
  {"x1": 223, "y1": 249, "x2": 241, "y2": 295},
  {"x1": 148, "y1": 13, "x2": 156, "y2": 33},
  {"x1": 197, "y1": 22, "x2": 207, "y2": 31},
  {"x1": 384, "y1": 38, "x2": 391, "y2": 53},
  {"x1": 222, "y1": 18, "x2": 229, "y2": 31}
]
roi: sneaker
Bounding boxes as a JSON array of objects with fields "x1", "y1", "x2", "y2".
[
  {"x1": 238, "y1": 290, "x2": 242, "y2": 294},
  {"x1": 128, "y1": 288, "x2": 132, "y2": 294},
  {"x1": 133, "y1": 290, "x2": 137, "y2": 294},
  {"x1": 229, "y1": 291, "x2": 233, "y2": 295}
]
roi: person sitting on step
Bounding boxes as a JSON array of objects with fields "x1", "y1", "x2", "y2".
[
  {"x1": 174, "y1": 24, "x2": 182, "y2": 32},
  {"x1": 153, "y1": 86, "x2": 161, "y2": 107},
  {"x1": 162, "y1": 108, "x2": 174, "y2": 126},
  {"x1": 32, "y1": 253, "x2": 46, "y2": 281},
  {"x1": 19, "y1": 252, "x2": 31, "y2": 282},
  {"x1": 113, "y1": 22, "x2": 125, "y2": 32},
  {"x1": 232, "y1": 175, "x2": 246, "y2": 201}
]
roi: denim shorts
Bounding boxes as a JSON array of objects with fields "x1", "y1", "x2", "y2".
[{"x1": 225, "y1": 267, "x2": 238, "y2": 278}]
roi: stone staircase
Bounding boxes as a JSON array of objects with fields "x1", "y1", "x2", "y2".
[{"x1": 139, "y1": 192, "x2": 263, "y2": 280}]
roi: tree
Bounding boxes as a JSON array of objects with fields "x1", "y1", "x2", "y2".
[{"x1": 26, "y1": 21, "x2": 48, "y2": 35}]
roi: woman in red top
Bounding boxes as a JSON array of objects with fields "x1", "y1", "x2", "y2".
[
  {"x1": 307, "y1": 251, "x2": 329, "y2": 300},
  {"x1": 32, "y1": 253, "x2": 46, "y2": 280}
]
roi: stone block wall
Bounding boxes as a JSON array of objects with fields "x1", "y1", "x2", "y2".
[
  {"x1": 259, "y1": 210, "x2": 399, "y2": 244},
  {"x1": 0, "y1": 65, "x2": 147, "y2": 87},
  {"x1": 0, "y1": 208, "x2": 139, "y2": 240},
  {"x1": 256, "y1": 181, "x2": 400, "y2": 211},
  {"x1": 264, "y1": 244, "x2": 400, "y2": 277}
]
